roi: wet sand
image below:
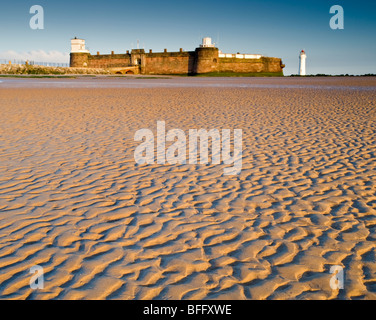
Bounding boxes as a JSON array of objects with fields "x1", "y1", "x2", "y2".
[{"x1": 0, "y1": 77, "x2": 375, "y2": 299}]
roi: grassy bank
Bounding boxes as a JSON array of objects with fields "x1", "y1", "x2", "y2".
[
  {"x1": 194, "y1": 72, "x2": 284, "y2": 77},
  {"x1": 0, "y1": 64, "x2": 111, "y2": 76},
  {"x1": 0, "y1": 74, "x2": 78, "y2": 78}
]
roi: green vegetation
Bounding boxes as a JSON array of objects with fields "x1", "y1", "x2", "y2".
[
  {"x1": 23, "y1": 66, "x2": 65, "y2": 75},
  {"x1": 0, "y1": 74, "x2": 76, "y2": 78},
  {"x1": 134, "y1": 76, "x2": 172, "y2": 79},
  {"x1": 290, "y1": 74, "x2": 376, "y2": 77},
  {"x1": 0, "y1": 64, "x2": 111, "y2": 76},
  {"x1": 194, "y1": 72, "x2": 284, "y2": 77},
  {"x1": 104, "y1": 75, "x2": 172, "y2": 79}
]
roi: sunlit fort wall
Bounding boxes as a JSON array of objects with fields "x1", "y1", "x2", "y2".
[{"x1": 70, "y1": 37, "x2": 285, "y2": 75}]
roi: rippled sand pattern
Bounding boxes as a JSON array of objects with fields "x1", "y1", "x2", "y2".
[{"x1": 0, "y1": 81, "x2": 375, "y2": 300}]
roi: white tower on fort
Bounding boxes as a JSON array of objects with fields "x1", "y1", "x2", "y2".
[
  {"x1": 299, "y1": 50, "x2": 307, "y2": 76},
  {"x1": 71, "y1": 37, "x2": 89, "y2": 53},
  {"x1": 200, "y1": 37, "x2": 215, "y2": 48}
]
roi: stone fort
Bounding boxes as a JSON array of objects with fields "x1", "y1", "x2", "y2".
[{"x1": 70, "y1": 37, "x2": 285, "y2": 75}]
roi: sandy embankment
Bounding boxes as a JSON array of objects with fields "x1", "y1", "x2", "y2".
[{"x1": 0, "y1": 78, "x2": 375, "y2": 299}]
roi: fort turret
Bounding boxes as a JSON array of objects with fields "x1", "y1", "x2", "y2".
[
  {"x1": 194, "y1": 38, "x2": 219, "y2": 74},
  {"x1": 70, "y1": 37, "x2": 90, "y2": 68}
]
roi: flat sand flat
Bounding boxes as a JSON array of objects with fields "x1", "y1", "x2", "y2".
[{"x1": 0, "y1": 77, "x2": 375, "y2": 299}]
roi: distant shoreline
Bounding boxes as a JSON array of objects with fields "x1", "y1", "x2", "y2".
[
  {"x1": 289, "y1": 73, "x2": 376, "y2": 77},
  {"x1": 1, "y1": 63, "x2": 375, "y2": 78},
  {"x1": 1, "y1": 74, "x2": 376, "y2": 79}
]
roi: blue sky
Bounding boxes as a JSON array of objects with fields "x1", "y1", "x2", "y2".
[{"x1": 0, "y1": 0, "x2": 375, "y2": 75}]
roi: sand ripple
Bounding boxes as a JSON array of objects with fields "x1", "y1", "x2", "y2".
[{"x1": 0, "y1": 80, "x2": 375, "y2": 299}]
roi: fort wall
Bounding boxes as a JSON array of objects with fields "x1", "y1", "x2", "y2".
[
  {"x1": 70, "y1": 38, "x2": 285, "y2": 75},
  {"x1": 218, "y1": 57, "x2": 284, "y2": 74},
  {"x1": 144, "y1": 52, "x2": 195, "y2": 75},
  {"x1": 88, "y1": 54, "x2": 132, "y2": 68}
]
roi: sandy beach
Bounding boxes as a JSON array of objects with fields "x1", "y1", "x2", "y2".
[{"x1": 0, "y1": 77, "x2": 375, "y2": 300}]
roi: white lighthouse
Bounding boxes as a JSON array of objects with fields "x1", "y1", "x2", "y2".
[
  {"x1": 299, "y1": 50, "x2": 307, "y2": 76},
  {"x1": 71, "y1": 37, "x2": 89, "y2": 53}
]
